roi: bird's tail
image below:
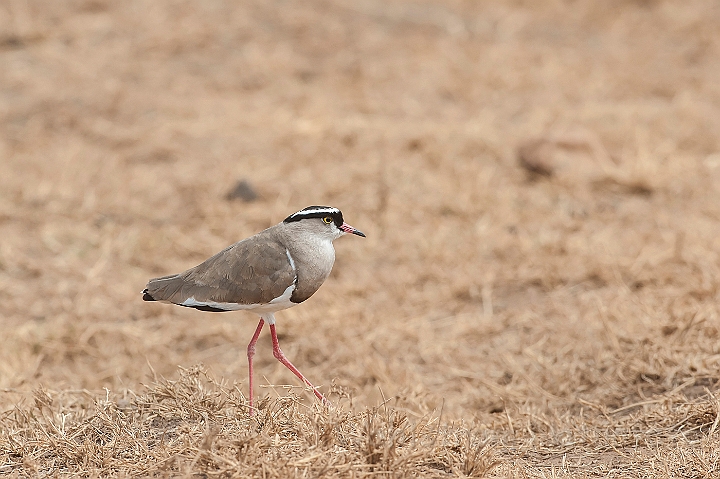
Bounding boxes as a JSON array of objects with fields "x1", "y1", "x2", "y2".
[{"x1": 142, "y1": 274, "x2": 182, "y2": 302}]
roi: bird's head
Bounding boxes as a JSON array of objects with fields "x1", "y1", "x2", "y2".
[{"x1": 283, "y1": 206, "x2": 366, "y2": 241}]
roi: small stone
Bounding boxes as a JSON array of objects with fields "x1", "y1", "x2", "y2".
[
  {"x1": 226, "y1": 179, "x2": 258, "y2": 202},
  {"x1": 517, "y1": 138, "x2": 555, "y2": 177}
]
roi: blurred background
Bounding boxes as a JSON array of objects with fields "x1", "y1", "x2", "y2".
[{"x1": 1, "y1": 0, "x2": 720, "y2": 421}]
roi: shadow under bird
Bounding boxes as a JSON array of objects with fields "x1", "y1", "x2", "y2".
[{"x1": 141, "y1": 206, "x2": 365, "y2": 412}]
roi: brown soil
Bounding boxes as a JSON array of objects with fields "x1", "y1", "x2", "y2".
[{"x1": 2, "y1": 0, "x2": 720, "y2": 477}]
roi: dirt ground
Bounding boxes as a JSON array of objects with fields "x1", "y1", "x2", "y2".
[{"x1": 2, "y1": 0, "x2": 720, "y2": 477}]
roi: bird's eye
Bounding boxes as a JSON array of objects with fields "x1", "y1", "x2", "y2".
[{"x1": 322, "y1": 216, "x2": 333, "y2": 224}]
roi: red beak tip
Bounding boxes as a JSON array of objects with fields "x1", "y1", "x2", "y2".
[{"x1": 341, "y1": 223, "x2": 366, "y2": 237}]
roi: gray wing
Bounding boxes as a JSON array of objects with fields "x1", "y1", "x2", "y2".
[{"x1": 143, "y1": 234, "x2": 295, "y2": 308}]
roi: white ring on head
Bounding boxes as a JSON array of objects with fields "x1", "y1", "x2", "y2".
[{"x1": 290, "y1": 207, "x2": 340, "y2": 219}]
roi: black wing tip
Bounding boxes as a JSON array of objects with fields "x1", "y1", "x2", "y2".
[
  {"x1": 142, "y1": 288, "x2": 228, "y2": 312},
  {"x1": 185, "y1": 304, "x2": 228, "y2": 312}
]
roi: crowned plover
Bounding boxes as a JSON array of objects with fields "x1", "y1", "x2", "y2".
[{"x1": 142, "y1": 206, "x2": 365, "y2": 412}]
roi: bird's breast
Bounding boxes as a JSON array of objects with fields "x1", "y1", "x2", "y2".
[{"x1": 288, "y1": 238, "x2": 335, "y2": 303}]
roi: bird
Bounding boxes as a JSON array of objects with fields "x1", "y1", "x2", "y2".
[{"x1": 141, "y1": 206, "x2": 365, "y2": 413}]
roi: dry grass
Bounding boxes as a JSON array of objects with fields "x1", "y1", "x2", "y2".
[
  {"x1": 2, "y1": 0, "x2": 720, "y2": 476},
  {"x1": 2, "y1": 366, "x2": 500, "y2": 477}
]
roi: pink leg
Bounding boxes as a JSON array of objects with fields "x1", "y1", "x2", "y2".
[
  {"x1": 269, "y1": 323, "x2": 329, "y2": 406},
  {"x1": 246, "y1": 318, "x2": 264, "y2": 415}
]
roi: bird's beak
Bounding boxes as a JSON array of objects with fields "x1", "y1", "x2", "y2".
[{"x1": 340, "y1": 222, "x2": 366, "y2": 237}]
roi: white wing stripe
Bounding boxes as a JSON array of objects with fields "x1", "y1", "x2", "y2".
[
  {"x1": 179, "y1": 282, "x2": 296, "y2": 312},
  {"x1": 180, "y1": 297, "x2": 245, "y2": 311},
  {"x1": 269, "y1": 284, "x2": 295, "y2": 304},
  {"x1": 286, "y1": 249, "x2": 296, "y2": 273}
]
